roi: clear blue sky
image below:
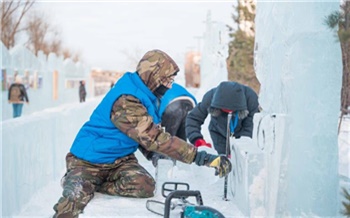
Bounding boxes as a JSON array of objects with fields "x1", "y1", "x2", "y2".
[{"x1": 38, "y1": 1, "x2": 235, "y2": 71}]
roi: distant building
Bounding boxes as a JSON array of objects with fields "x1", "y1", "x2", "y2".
[
  {"x1": 90, "y1": 69, "x2": 123, "y2": 96},
  {"x1": 184, "y1": 51, "x2": 201, "y2": 88}
]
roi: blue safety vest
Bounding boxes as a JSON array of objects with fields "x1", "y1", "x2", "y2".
[{"x1": 70, "y1": 72, "x2": 160, "y2": 164}]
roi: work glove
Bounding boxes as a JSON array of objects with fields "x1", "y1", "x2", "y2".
[
  {"x1": 193, "y1": 151, "x2": 232, "y2": 178},
  {"x1": 194, "y1": 138, "x2": 212, "y2": 148}
]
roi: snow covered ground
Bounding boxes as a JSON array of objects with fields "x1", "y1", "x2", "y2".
[
  {"x1": 12, "y1": 98, "x2": 349, "y2": 218},
  {"x1": 339, "y1": 115, "x2": 350, "y2": 179},
  {"x1": 17, "y1": 151, "x2": 244, "y2": 218},
  {"x1": 3, "y1": 2, "x2": 348, "y2": 216},
  {"x1": 14, "y1": 87, "x2": 245, "y2": 218}
]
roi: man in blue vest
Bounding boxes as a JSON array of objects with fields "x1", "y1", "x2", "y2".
[{"x1": 53, "y1": 50, "x2": 232, "y2": 218}]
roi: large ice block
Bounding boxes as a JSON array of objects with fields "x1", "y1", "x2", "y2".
[{"x1": 255, "y1": 1, "x2": 342, "y2": 216}]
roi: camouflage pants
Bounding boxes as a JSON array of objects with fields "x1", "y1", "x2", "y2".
[{"x1": 53, "y1": 152, "x2": 155, "y2": 218}]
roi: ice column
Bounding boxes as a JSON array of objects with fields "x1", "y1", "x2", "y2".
[
  {"x1": 255, "y1": 2, "x2": 342, "y2": 216},
  {"x1": 197, "y1": 11, "x2": 229, "y2": 100}
]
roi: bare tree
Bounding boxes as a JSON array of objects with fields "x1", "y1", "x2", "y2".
[
  {"x1": 25, "y1": 12, "x2": 63, "y2": 56},
  {"x1": 49, "y1": 29, "x2": 62, "y2": 55},
  {"x1": 71, "y1": 51, "x2": 82, "y2": 63},
  {"x1": 25, "y1": 12, "x2": 49, "y2": 55},
  {"x1": 62, "y1": 47, "x2": 82, "y2": 63},
  {"x1": 62, "y1": 48, "x2": 71, "y2": 60},
  {"x1": 2, "y1": 0, "x2": 80, "y2": 63},
  {"x1": 1, "y1": 0, "x2": 35, "y2": 49}
]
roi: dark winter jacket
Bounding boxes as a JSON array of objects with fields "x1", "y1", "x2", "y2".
[
  {"x1": 79, "y1": 82, "x2": 86, "y2": 98},
  {"x1": 8, "y1": 83, "x2": 29, "y2": 103},
  {"x1": 186, "y1": 81, "x2": 259, "y2": 154}
]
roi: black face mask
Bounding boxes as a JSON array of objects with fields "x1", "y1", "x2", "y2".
[{"x1": 154, "y1": 85, "x2": 169, "y2": 98}]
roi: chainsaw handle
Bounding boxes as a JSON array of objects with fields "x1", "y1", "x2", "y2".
[
  {"x1": 162, "y1": 182, "x2": 190, "y2": 198},
  {"x1": 164, "y1": 190, "x2": 203, "y2": 218}
]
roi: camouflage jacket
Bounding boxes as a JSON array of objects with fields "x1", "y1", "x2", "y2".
[
  {"x1": 111, "y1": 94, "x2": 196, "y2": 164},
  {"x1": 113, "y1": 50, "x2": 197, "y2": 163}
]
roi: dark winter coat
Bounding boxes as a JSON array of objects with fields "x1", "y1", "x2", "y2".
[
  {"x1": 186, "y1": 81, "x2": 259, "y2": 154},
  {"x1": 79, "y1": 82, "x2": 86, "y2": 99},
  {"x1": 8, "y1": 83, "x2": 29, "y2": 103}
]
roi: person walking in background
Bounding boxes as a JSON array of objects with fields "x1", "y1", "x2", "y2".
[
  {"x1": 139, "y1": 83, "x2": 197, "y2": 166},
  {"x1": 8, "y1": 76, "x2": 29, "y2": 118},
  {"x1": 79, "y1": 80, "x2": 86, "y2": 102},
  {"x1": 53, "y1": 49, "x2": 231, "y2": 218},
  {"x1": 186, "y1": 81, "x2": 260, "y2": 155}
]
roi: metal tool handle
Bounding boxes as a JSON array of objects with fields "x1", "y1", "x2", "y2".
[{"x1": 223, "y1": 112, "x2": 232, "y2": 200}]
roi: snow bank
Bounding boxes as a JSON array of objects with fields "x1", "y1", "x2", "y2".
[{"x1": 2, "y1": 97, "x2": 101, "y2": 217}]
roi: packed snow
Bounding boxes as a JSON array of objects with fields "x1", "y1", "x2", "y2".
[
  {"x1": 12, "y1": 89, "x2": 246, "y2": 218},
  {"x1": 2, "y1": 1, "x2": 349, "y2": 218}
]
